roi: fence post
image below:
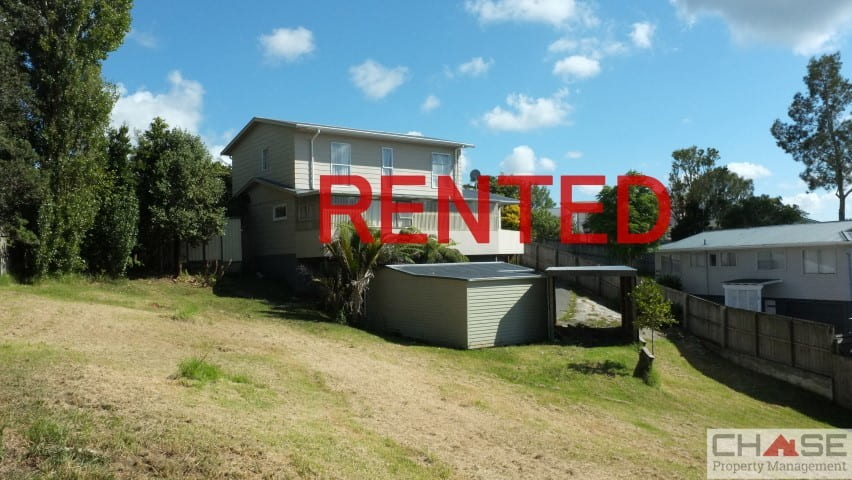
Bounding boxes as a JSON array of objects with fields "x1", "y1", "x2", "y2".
[
  {"x1": 720, "y1": 306, "x2": 728, "y2": 348},
  {"x1": 681, "y1": 292, "x2": 690, "y2": 332},
  {"x1": 789, "y1": 320, "x2": 796, "y2": 368},
  {"x1": 754, "y1": 313, "x2": 760, "y2": 359}
]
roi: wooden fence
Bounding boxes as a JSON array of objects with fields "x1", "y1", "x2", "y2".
[
  {"x1": 520, "y1": 241, "x2": 852, "y2": 409},
  {"x1": 660, "y1": 286, "x2": 852, "y2": 407}
]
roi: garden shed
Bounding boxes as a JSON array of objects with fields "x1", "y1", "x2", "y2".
[{"x1": 365, "y1": 262, "x2": 548, "y2": 349}]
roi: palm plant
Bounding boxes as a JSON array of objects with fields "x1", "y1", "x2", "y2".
[{"x1": 316, "y1": 223, "x2": 469, "y2": 324}]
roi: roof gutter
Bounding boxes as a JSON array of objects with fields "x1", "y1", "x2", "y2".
[{"x1": 309, "y1": 128, "x2": 321, "y2": 190}]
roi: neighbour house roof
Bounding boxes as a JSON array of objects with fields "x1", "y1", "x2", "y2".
[
  {"x1": 221, "y1": 117, "x2": 474, "y2": 156},
  {"x1": 235, "y1": 176, "x2": 520, "y2": 204},
  {"x1": 385, "y1": 262, "x2": 542, "y2": 281},
  {"x1": 658, "y1": 221, "x2": 852, "y2": 252}
]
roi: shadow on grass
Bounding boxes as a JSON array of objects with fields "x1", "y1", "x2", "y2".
[
  {"x1": 666, "y1": 328, "x2": 852, "y2": 426},
  {"x1": 212, "y1": 275, "x2": 329, "y2": 323},
  {"x1": 567, "y1": 359, "x2": 630, "y2": 377}
]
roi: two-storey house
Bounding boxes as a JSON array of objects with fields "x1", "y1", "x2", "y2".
[
  {"x1": 221, "y1": 117, "x2": 522, "y2": 279},
  {"x1": 655, "y1": 221, "x2": 852, "y2": 333}
]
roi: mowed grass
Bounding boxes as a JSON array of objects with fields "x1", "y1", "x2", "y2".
[{"x1": 0, "y1": 276, "x2": 848, "y2": 479}]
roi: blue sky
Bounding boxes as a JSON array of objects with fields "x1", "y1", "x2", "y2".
[{"x1": 103, "y1": 0, "x2": 852, "y2": 221}]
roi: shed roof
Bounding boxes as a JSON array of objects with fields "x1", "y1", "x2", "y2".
[
  {"x1": 385, "y1": 262, "x2": 542, "y2": 281},
  {"x1": 222, "y1": 117, "x2": 474, "y2": 156},
  {"x1": 659, "y1": 221, "x2": 852, "y2": 252}
]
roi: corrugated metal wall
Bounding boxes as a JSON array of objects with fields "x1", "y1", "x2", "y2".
[
  {"x1": 466, "y1": 279, "x2": 547, "y2": 348},
  {"x1": 365, "y1": 269, "x2": 468, "y2": 348}
]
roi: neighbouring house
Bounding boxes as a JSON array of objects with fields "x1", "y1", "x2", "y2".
[
  {"x1": 655, "y1": 221, "x2": 852, "y2": 333},
  {"x1": 220, "y1": 117, "x2": 522, "y2": 280},
  {"x1": 365, "y1": 262, "x2": 548, "y2": 348}
]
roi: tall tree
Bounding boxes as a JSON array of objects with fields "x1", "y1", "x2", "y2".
[
  {"x1": 585, "y1": 171, "x2": 665, "y2": 262},
  {"x1": 719, "y1": 195, "x2": 808, "y2": 229},
  {"x1": 135, "y1": 118, "x2": 226, "y2": 274},
  {"x1": 83, "y1": 126, "x2": 138, "y2": 277},
  {"x1": 771, "y1": 52, "x2": 852, "y2": 221},
  {"x1": 3, "y1": 0, "x2": 132, "y2": 274},
  {"x1": 668, "y1": 146, "x2": 719, "y2": 225},
  {"x1": 666, "y1": 147, "x2": 754, "y2": 240},
  {"x1": 0, "y1": 16, "x2": 42, "y2": 275}
]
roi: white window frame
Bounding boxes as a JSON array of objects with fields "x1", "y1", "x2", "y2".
[
  {"x1": 393, "y1": 201, "x2": 414, "y2": 228},
  {"x1": 330, "y1": 142, "x2": 351, "y2": 177},
  {"x1": 690, "y1": 253, "x2": 705, "y2": 268},
  {"x1": 720, "y1": 251, "x2": 736, "y2": 267},
  {"x1": 709, "y1": 253, "x2": 718, "y2": 267},
  {"x1": 260, "y1": 147, "x2": 270, "y2": 172},
  {"x1": 272, "y1": 203, "x2": 287, "y2": 222},
  {"x1": 757, "y1": 250, "x2": 785, "y2": 271},
  {"x1": 431, "y1": 152, "x2": 452, "y2": 188},
  {"x1": 803, "y1": 248, "x2": 836, "y2": 274},
  {"x1": 381, "y1": 147, "x2": 393, "y2": 176}
]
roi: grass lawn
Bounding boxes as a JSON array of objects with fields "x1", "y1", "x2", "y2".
[{"x1": 0, "y1": 275, "x2": 848, "y2": 479}]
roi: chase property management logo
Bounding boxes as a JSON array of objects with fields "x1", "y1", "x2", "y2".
[{"x1": 707, "y1": 429, "x2": 852, "y2": 479}]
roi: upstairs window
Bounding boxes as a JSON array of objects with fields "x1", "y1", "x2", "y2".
[
  {"x1": 331, "y1": 142, "x2": 351, "y2": 176},
  {"x1": 660, "y1": 254, "x2": 681, "y2": 276},
  {"x1": 272, "y1": 204, "x2": 287, "y2": 222},
  {"x1": 803, "y1": 248, "x2": 836, "y2": 274},
  {"x1": 431, "y1": 153, "x2": 451, "y2": 188},
  {"x1": 260, "y1": 147, "x2": 270, "y2": 172},
  {"x1": 381, "y1": 147, "x2": 393, "y2": 176},
  {"x1": 757, "y1": 250, "x2": 785, "y2": 270},
  {"x1": 709, "y1": 253, "x2": 718, "y2": 267},
  {"x1": 690, "y1": 253, "x2": 705, "y2": 268},
  {"x1": 720, "y1": 251, "x2": 737, "y2": 267}
]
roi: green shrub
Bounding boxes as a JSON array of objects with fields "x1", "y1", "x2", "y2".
[{"x1": 177, "y1": 357, "x2": 223, "y2": 383}]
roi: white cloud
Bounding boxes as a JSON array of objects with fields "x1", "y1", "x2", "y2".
[
  {"x1": 421, "y1": 94, "x2": 441, "y2": 112},
  {"x1": 128, "y1": 29, "x2": 157, "y2": 49},
  {"x1": 480, "y1": 89, "x2": 571, "y2": 131},
  {"x1": 458, "y1": 57, "x2": 494, "y2": 76},
  {"x1": 499, "y1": 145, "x2": 556, "y2": 174},
  {"x1": 259, "y1": 27, "x2": 315, "y2": 63},
  {"x1": 349, "y1": 59, "x2": 409, "y2": 100},
  {"x1": 207, "y1": 144, "x2": 231, "y2": 165},
  {"x1": 727, "y1": 162, "x2": 771, "y2": 180},
  {"x1": 465, "y1": 0, "x2": 593, "y2": 26},
  {"x1": 670, "y1": 0, "x2": 852, "y2": 55},
  {"x1": 111, "y1": 70, "x2": 204, "y2": 134},
  {"x1": 553, "y1": 55, "x2": 601, "y2": 80},
  {"x1": 406, "y1": 130, "x2": 424, "y2": 136},
  {"x1": 459, "y1": 152, "x2": 471, "y2": 178},
  {"x1": 783, "y1": 191, "x2": 836, "y2": 219},
  {"x1": 547, "y1": 36, "x2": 626, "y2": 57},
  {"x1": 630, "y1": 22, "x2": 655, "y2": 48},
  {"x1": 564, "y1": 150, "x2": 583, "y2": 159}
]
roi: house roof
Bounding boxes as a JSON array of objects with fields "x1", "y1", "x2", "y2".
[
  {"x1": 385, "y1": 262, "x2": 542, "y2": 281},
  {"x1": 221, "y1": 117, "x2": 474, "y2": 156},
  {"x1": 658, "y1": 221, "x2": 852, "y2": 252}
]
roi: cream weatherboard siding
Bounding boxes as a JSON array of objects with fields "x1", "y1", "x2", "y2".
[
  {"x1": 466, "y1": 279, "x2": 547, "y2": 348},
  {"x1": 366, "y1": 270, "x2": 468, "y2": 348},
  {"x1": 365, "y1": 264, "x2": 548, "y2": 349},
  {"x1": 293, "y1": 131, "x2": 459, "y2": 196},
  {"x1": 229, "y1": 123, "x2": 295, "y2": 194}
]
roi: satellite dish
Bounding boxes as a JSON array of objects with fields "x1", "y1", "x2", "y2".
[{"x1": 469, "y1": 169, "x2": 481, "y2": 182}]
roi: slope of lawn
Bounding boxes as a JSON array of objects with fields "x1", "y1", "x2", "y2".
[{"x1": 0, "y1": 275, "x2": 848, "y2": 479}]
